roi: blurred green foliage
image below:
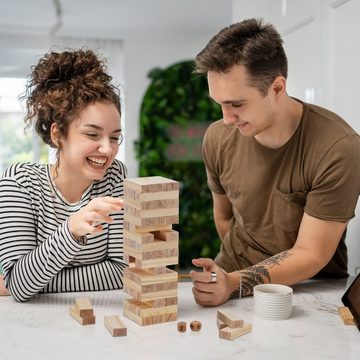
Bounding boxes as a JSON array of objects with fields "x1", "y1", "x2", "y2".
[{"x1": 135, "y1": 60, "x2": 222, "y2": 269}]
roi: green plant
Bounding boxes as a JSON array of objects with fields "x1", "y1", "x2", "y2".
[{"x1": 135, "y1": 60, "x2": 222, "y2": 269}]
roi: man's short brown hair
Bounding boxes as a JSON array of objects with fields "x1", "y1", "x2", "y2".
[{"x1": 195, "y1": 18, "x2": 288, "y2": 95}]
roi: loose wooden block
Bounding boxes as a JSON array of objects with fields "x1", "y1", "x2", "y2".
[
  {"x1": 104, "y1": 315, "x2": 127, "y2": 337},
  {"x1": 338, "y1": 306, "x2": 355, "y2": 325},
  {"x1": 74, "y1": 298, "x2": 94, "y2": 317},
  {"x1": 219, "y1": 323, "x2": 252, "y2": 340},
  {"x1": 217, "y1": 310, "x2": 244, "y2": 328},
  {"x1": 216, "y1": 318, "x2": 226, "y2": 330},
  {"x1": 69, "y1": 305, "x2": 95, "y2": 325}
]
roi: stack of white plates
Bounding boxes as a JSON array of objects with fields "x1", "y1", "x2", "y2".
[{"x1": 253, "y1": 284, "x2": 293, "y2": 320}]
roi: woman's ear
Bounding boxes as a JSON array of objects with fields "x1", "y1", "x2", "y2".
[{"x1": 50, "y1": 122, "x2": 61, "y2": 148}]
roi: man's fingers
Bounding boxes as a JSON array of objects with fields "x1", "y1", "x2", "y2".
[
  {"x1": 192, "y1": 280, "x2": 217, "y2": 293},
  {"x1": 190, "y1": 270, "x2": 216, "y2": 283},
  {"x1": 192, "y1": 286, "x2": 216, "y2": 303},
  {"x1": 192, "y1": 258, "x2": 216, "y2": 271}
]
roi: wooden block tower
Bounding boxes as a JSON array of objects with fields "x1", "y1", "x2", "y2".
[{"x1": 122, "y1": 176, "x2": 179, "y2": 326}]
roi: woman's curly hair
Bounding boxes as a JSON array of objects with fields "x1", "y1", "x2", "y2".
[{"x1": 23, "y1": 48, "x2": 121, "y2": 147}]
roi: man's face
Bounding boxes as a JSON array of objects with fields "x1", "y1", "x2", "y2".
[{"x1": 208, "y1": 64, "x2": 276, "y2": 138}]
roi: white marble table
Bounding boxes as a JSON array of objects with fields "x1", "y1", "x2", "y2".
[{"x1": 0, "y1": 278, "x2": 358, "y2": 360}]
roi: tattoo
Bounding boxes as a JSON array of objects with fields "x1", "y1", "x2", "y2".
[
  {"x1": 240, "y1": 265, "x2": 270, "y2": 296},
  {"x1": 259, "y1": 251, "x2": 293, "y2": 268},
  {"x1": 229, "y1": 251, "x2": 293, "y2": 299}
]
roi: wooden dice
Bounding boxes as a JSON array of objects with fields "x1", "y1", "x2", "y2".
[
  {"x1": 190, "y1": 320, "x2": 202, "y2": 332},
  {"x1": 177, "y1": 321, "x2": 187, "y2": 332}
]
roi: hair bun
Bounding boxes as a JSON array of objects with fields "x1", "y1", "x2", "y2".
[{"x1": 31, "y1": 49, "x2": 105, "y2": 90}]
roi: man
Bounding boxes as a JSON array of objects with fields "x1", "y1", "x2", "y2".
[{"x1": 190, "y1": 18, "x2": 360, "y2": 306}]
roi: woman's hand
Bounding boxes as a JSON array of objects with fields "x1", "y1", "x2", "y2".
[
  {"x1": 68, "y1": 197, "x2": 123, "y2": 239},
  {"x1": 0, "y1": 274, "x2": 9, "y2": 296},
  {"x1": 190, "y1": 258, "x2": 239, "y2": 307}
]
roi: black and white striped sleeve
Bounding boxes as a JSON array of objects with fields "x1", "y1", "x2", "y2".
[{"x1": 0, "y1": 176, "x2": 84, "y2": 302}]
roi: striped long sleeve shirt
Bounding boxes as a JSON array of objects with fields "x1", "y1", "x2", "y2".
[{"x1": 0, "y1": 159, "x2": 127, "y2": 302}]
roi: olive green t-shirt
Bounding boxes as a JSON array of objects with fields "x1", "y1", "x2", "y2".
[{"x1": 203, "y1": 100, "x2": 360, "y2": 277}]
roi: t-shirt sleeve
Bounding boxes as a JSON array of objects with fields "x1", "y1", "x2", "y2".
[
  {"x1": 202, "y1": 123, "x2": 226, "y2": 194},
  {"x1": 305, "y1": 134, "x2": 360, "y2": 222}
]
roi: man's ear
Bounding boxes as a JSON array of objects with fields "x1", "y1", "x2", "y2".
[
  {"x1": 50, "y1": 122, "x2": 61, "y2": 148},
  {"x1": 272, "y1": 76, "x2": 286, "y2": 97}
]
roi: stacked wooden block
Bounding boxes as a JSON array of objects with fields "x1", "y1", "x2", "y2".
[
  {"x1": 122, "y1": 176, "x2": 179, "y2": 326},
  {"x1": 217, "y1": 310, "x2": 252, "y2": 340}
]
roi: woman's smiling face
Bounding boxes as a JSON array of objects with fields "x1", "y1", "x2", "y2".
[{"x1": 56, "y1": 101, "x2": 122, "y2": 183}]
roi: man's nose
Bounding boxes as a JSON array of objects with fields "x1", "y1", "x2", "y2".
[{"x1": 222, "y1": 106, "x2": 237, "y2": 125}]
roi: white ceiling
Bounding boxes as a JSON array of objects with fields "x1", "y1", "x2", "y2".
[
  {"x1": 0, "y1": 0, "x2": 232, "y2": 77},
  {"x1": 0, "y1": 0, "x2": 232, "y2": 37}
]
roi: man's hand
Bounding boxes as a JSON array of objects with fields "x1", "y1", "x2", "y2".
[
  {"x1": 190, "y1": 258, "x2": 239, "y2": 307},
  {"x1": 0, "y1": 274, "x2": 9, "y2": 296},
  {"x1": 68, "y1": 197, "x2": 123, "y2": 239}
]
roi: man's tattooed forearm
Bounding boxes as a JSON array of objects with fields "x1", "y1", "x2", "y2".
[{"x1": 237, "y1": 251, "x2": 293, "y2": 297}]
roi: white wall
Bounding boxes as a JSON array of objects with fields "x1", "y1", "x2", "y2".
[
  {"x1": 123, "y1": 31, "x2": 219, "y2": 178},
  {"x1": 232, "y1": 0, "x2": 360, "y2": 275}
]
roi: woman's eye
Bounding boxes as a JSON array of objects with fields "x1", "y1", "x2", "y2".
[
  {"x1": 110, "y1": 137, "x2": 120, "y2": 143},
  {"x1": 86, "y1": 133, "x2": 100, "y2": 139}
]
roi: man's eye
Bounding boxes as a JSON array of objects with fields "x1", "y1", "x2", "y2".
[
  {"x1": 110, "y1": 137, "x2": 120, "y2": 143},
  {"x1": 232, "y1": 104, "x2": 243, "y2": 108}
]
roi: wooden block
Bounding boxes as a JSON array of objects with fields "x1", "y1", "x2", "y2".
[
  {"x1": 124, "y1": 267, "x2": 177, "y2": 285},
  {"x1": 124, "y1": 230, "x2": 155, "y2": 244},
  {"x1": 135, "y1": 256, "x2": 178, "y2": 269},
  {"x1": 219, "y1": 323, "x2": 252, "y2": 340},
  {"x1": 124, "y1": 221, "x2": 172, "y2": 234},
  {"x1": 124, "y1": 211, "x2": 179, "y2": 227},
  {"x1": 75, "y1": 298, "x2": 94, "y2": 317},
  {"x1": 217, "y1": 310, "x2": 244, "y2": 328},
  {"x1": 124, "y1": 203, "x2": 179, "y2": 220},
  {"x1": 124, "y1": 177, "x2": 179, "y2": 195},
  {"x1": 145, "y1": 267, "x2": 169, "y2": 275},
  {"x1": 144, "y1": 297, "x2": 178, "y2": 308},
  {"x1": 124, "y1": 241, "x2": 178, "y2": 262},
  {"x1": 124, "y1": 277, "x2": 177, "y2": 301},
  {"x1": 124, "y1": 237, "x2": 178, "y2": 254},
  {"x1": 338, "y1": 306, "x2": 355, "y2": 325},
  {"x1": 216, "y1": 318, "x2": 226, "y2": 330},
  {"x1": 123, "y1": 299, "x2": 177, "y2": 318},
  {"x1": 153, "y1": 229, "x2": 179, "y2": 242},
  {"x1": 124, "y1": 198, "x2": 179, "y2": 211},
  {"x1": 104, "y1": 315, "x2": 127, "y2": 337},
  {"x1": 123, "y1": 299, "x2": 177, "y2": 326},
  {"x1": 69, "y1": 305, "x2": 95, "y2": 325},
  {"x1": 125, "y1": 190, "x2": 179, "y2": 202}
]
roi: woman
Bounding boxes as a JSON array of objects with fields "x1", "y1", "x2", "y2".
[{"x1": 0, "y1": 49, "x2": 127, "y2": 302}]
